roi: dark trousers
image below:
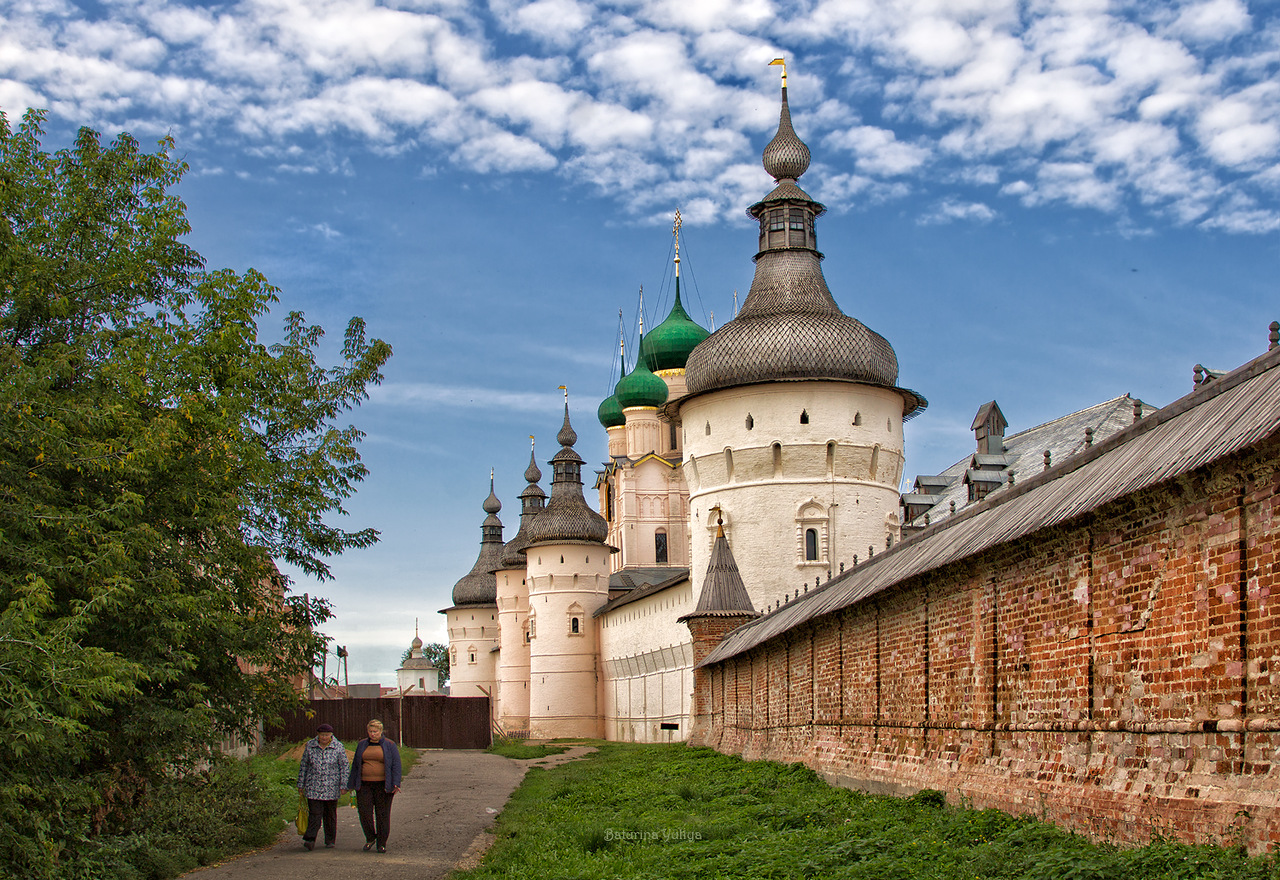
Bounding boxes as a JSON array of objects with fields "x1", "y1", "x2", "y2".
[
  {"x1": 356, "y1": 786, "x2": 395, "y2": 846},
  {"x1": 303, "y1": 798, "x2": 337, "y2": 845}
]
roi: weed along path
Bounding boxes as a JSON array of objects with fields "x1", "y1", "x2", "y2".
[{"x1": 186, "y1": 746, "x2": 595, "y2": 879}]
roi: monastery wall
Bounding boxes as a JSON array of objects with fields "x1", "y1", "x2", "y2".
[
  {"x1": 691, "y1": 433, "x2": 1280, "y2": 852},
  {"x1": 600, "y1": 579, "x2": 696, "y2": 742}
]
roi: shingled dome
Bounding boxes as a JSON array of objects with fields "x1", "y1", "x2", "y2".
[
  {"x1": 683, "y1": 84, "x2": 926, "y2": 418},
  {"x1": 497, "y1": 444, "x2": 547, "y2": 568},
  {"x1": 525, "y1": 402, "x2": 609, "y2": 546},
  {"x1": 451, "y1": 477, "x2": 504, "y2": 605}
]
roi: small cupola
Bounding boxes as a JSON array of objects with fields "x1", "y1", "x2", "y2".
[{"x1": 971, "y1": 400, "x2": 1007, "y2": 454}]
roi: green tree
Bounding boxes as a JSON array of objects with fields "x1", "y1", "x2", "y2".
[{"x1": 0, "y1": 110, "x2": 391, "y2": 877}]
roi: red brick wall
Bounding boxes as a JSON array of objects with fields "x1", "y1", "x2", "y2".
[{"x1": 690, "y1": 435, "x2": 1280, "y2": 852}]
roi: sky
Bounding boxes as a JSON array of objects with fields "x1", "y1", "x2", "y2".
[{"x1": 3, "y1": 0, "x2": 1278, "y2": 686}]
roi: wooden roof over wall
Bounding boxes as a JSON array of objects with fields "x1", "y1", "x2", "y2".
[{"x1": 702, "y1": 343, "x2": 1280, "y2": 667}]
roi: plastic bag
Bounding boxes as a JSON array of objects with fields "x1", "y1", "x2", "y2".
[{"x1": 297, "y1": 793, "x2": 308, "y2": 836}]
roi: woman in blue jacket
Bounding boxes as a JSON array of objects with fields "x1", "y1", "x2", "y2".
[{"x1": 346, "y1": 719, "x2": 402, "y2": 853}]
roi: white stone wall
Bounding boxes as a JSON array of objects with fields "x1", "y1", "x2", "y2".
[
  {"x1": 494, "y1": 565, "x2": 530, "y2": 735},
  {"x1": 526, "y1": 541, "x2": 610, "y2": 739},
  {"x1": 446, "y1": 605, "x2": 499, "y2": 699},
  {"x1": 681, "y1": 381, "x2": 906, "y2": 612},
  {"x1": 397, "y1": 664, "x2": 439, "y2": 694},
  {"x1": 599, "y1": 579, "x2": 695, "y2": 742}
]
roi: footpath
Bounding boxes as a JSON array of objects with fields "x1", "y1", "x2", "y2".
[{"x1": 187, "y1": 746, "x2": 595, "y2": 879}]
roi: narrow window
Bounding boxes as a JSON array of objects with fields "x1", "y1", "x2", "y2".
[
  {"x1": 772, "y1": 443, "x2": 782, "y2": 476},
  {"x1": 724, "y1": 448, "x2": 734, "y2": 481},
  {"x1": 669, "y1": 422, "x2": 678, "y2": 449},
  {"x1": 745, "y1": 413, "x2": 754, "y2": 430},
  {"x1": 853, "y1": 412, "x2": 862, "y2": 426},
  {"x1": 826, "y1": 441, "x2": 835, "y2": 476},
  {"x1": 570, "y1": 617, "x2": 580, "y2": 634},
  {"x1": 805, "y1": 529, "x2": 819, "y2": 561},
  {"x1": 800, "y1": 409, "x2": 809, "y2": 425},
  {"x1": 705, "y1": 421, "x2": 711, "y2": 436},
  {"x1": 655, "y1": 531, "x2": 668, "y2": 564},
  {"x1": 870, "y1": 444, "x2": 880, "y2": 481}
]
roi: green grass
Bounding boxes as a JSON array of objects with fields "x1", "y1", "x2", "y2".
[
  {"x1": 253, "y1": 739, "x2": 423, "y2": 825},
  {"x1": 452, "y1": 743, "x2": 1280, "y2": 880},
  {"x1": 487, "y1": 736, "x2": 571, "y2": 760}
]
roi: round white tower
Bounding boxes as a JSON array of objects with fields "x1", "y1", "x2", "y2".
[
  {"x1": 524, "y1": 400, "x2": 612, "y2": 739},
  {"x1": 491, "y1": 442, "x2": 544, "y2": 737},
  {"x1": 442, "y1": 478, "x2": 503, "y2": 699},
  {"x1": 679, "y1": 67, "x2": 926, "y2": 613}
]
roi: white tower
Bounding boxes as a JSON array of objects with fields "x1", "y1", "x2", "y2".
[
  {"x1": 492, "y1": 441, "x2": 544, "y2": 737},
  {"x1": 442, "y1": 477, "x2": 503, "y2": 699},
  {"x1": 679, "y1": 62, "x2": 926, "y2": 613},
  {"x1": 524, "y1": 398, "x2": 613, "y2": 739}
]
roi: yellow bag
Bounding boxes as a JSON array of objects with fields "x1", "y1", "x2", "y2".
[{"x1": 296, "y1": 793, "x2": 308, "y2": 836}]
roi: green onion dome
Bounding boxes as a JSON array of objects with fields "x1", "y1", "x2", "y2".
[
  {"x1": 642, "y1": 284, "x2": 709, "y2": 372},
  {"x1": 597, "y1": 394, "x2": 626, "y2": 429},
  {"x1": 613, "y1": 338, "x2": 669, "y2": 409}
]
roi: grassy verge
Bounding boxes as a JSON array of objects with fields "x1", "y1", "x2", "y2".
[
  {"x1": 487, "y1": 736, "x2": 570, "y2": 760},
  {"x1": 454, "y1": 742, "x2": 1279, "y2": 880}
]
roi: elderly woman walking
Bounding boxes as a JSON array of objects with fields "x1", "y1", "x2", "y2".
[
  {"x1": 346, "y1": 719, "x2": 402, "y2": 853},
  {"x1": 296, "y1": 723, "x2": 348, "y2": 851}
]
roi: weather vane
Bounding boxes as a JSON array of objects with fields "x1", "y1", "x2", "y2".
[
  {"x1": 770, "y1": 57, "x2": 787, "y2": 87},
  {"x1": 559, "y1": 385, "x2": 568, "y2": 403}
]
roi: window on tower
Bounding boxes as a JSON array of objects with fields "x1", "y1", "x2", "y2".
[
  {"x1": 805, "y1": 528, "x2": 819, "y2": 561},
  {"x1": 655, "y1": 530, "x2": 668, "y2": 564}
]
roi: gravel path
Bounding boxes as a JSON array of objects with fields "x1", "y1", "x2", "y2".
[{"x1": 186, "y1": 747, "x2": 594, "y2": 879}]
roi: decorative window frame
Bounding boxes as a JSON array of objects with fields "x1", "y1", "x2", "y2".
[
  {"x1": 567, "y1": 602, "x2": 585, "y2": 637},
  {"x1": 795, "y1": 498, "x2": 830, "y2": 567}
]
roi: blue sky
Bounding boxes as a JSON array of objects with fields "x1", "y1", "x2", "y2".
[{"x1": 4, "y1": 0, "x2": 1278, "y2": 685}]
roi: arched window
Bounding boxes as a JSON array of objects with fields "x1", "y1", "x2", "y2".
[
  {"x1": 655, "y1": 530, "x2": 668, "y2": 564},
  {"x1": 570, "y1": 617, "x2": 580, "y2": 634},
  {"x1": 805, "y1": 528, "x2": 819, "y2": 561},
  {"x1": 772, "y1": 443, "x2": 782, "y2": 476},
  {"x1": 745, "y1": 413, "x2": 754, "y2": 430},
  {"x1": 724, "y1": 448, "x2": 734, "y2": 481},
  {"x1": 800, "y1": 409, "x2": 809, "y2": 424}
]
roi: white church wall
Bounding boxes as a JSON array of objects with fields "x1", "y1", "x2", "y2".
[{"x1": 494, "y1": 566, "x2": 531, "y2": 735}]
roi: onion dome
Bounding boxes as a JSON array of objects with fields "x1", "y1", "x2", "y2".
[
  {"x1": 614, "y1": 337, "x2": 669, "y2": 409},
  {"x1": 683, "y1": 82, "x2": 926, "y2": 418},
  {"x1": 451, "y1": 475, "x2": 505, "y2": 605},
  {"x1": 597, "y1": 394, "x2": 625, "y2": 429},
  {"x1": 526, "y1": 402, "x2": 609, "y2": 546},
  {"x1": 497, "y1": 443, "x2": 547, "y2": 569},
  {"x1": 642, "y1": 280, "x2": 709, "y2": 372}
]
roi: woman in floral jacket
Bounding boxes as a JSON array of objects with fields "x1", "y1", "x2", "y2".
[{"x1": 296, "y1": 723, "x2": 348, "y2": 850}]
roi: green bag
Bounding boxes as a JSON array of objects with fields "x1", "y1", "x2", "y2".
[{"x1": 296, "y1": 793, "x2": 308, "y2": 836}]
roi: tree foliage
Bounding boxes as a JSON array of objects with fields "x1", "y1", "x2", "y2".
[{"x1": 0, "y1": 110, "x2": 392, "y2": 877}]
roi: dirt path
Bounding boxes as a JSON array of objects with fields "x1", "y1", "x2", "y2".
[{"x1": 187, "y1": 747, "x2": 594, "y2": 879}]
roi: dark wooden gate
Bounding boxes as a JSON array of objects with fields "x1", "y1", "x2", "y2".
[{"x1": 266, "y1": 696, "x2": 491, "y2": 749}]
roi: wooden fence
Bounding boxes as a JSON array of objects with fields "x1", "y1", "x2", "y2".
[{"x1": 266, "y1": 696, "x2": 491, "y2": 749}]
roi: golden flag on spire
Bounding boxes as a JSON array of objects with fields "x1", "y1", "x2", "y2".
[{"x1": 769, "y1": 56, "x2": 787, "y2": 86}]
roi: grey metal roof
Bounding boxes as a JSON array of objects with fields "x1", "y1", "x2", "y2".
[
  {"x1": 905, "y1": 394, "x2": 1156, "y2": 528},
  {"x1": 965, "y1": 468, "x2": 1006, "y2": 485},
  {"x1": 595, "y1": 568, "x2": 690, "y2": 616},
  {"x1": 525, "y1": 403, "x2": 609, "y2": 547},
  {"x1": 704, "y1": 344, "x2": 1280, "y2": 667},
  {"x1": 609, "y1": 567, "x2": 686, "y2": 590},
  {"x1": 686, "y1": 527, "x2": 757, "y2": 617},
  {"x1": 972, "y1": 454, "x2": 1011, "y2": 469}
]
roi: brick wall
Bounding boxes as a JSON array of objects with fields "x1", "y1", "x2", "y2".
[{"x1": 691, "y1": 434, "x2": 1280, "y2": 852}]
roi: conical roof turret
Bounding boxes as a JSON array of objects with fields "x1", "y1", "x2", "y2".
[
  {"x1": 688, "y1": 518, "x2": 757, "y2": 617},
  {"x1": 451, "y1": 477, "x2": 505, "y2": 605},
  {"x1": 683, "y1": 69, "x2": 926, "y2": 419},
  {"x1": 498, "y1": 441, "x2": 547, "y2": 568},
  {"x1": 526, "y1": 399, "x2": 609, "y2": 546}
]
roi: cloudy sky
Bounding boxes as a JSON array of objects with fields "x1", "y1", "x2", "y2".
[{"x1": 4, "y1": 0, "x2": 1278, "y2": 685}]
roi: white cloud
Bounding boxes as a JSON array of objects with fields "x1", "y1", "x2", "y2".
[
  {"x1": 371, "y1": 382, "x2": 569, "y2": 413},
  {"x1": 824, "y1": 125, "x2": 931, "y2": 176},
  {"x1": 919, "y1": 197, "x2": 996, "y2": 224},
  {"x1": 1164, "y1": 0, "x2": 1252, "y2": 45}
]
